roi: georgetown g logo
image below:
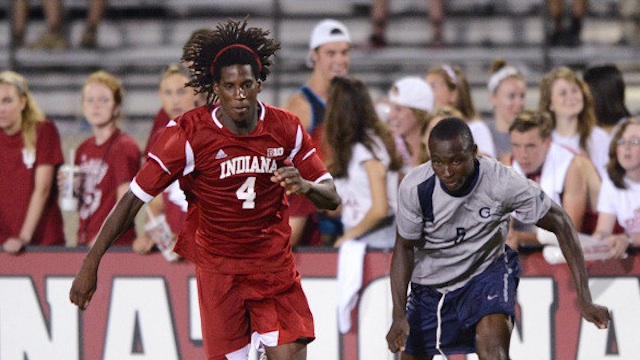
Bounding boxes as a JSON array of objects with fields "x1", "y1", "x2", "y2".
[{"x1": 479, "y1": 207, "x2": 491, "y2": 219}]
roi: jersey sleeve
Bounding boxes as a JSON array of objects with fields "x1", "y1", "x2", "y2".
[
  {"x1": 396, "y1": 175, "x2": 425, "y2": 241},
  {"x1": 289, "y1": 122, "x2": 331, "y2": 183},
  {"x1": 131, "y1": 122, "x2": 192, "y2": 202},
  {"x1": 35, "y1": 119, "x2": 64, "y2": 167},
  {"x1": 501, "y1": 165, "x2": 552, "y2": 224}
]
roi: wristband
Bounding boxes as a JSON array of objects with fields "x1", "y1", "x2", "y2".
[{"x1": 536, "y1": 227, "x2": 559, "y2": 246}]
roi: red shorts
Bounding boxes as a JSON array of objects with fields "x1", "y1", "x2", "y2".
[{"x1": 196, "y1": 267, "x2": 315, "y2": 360}]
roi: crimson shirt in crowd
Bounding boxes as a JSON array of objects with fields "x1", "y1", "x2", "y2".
[
  {"x1": 76, "y1": 129, "x2": 140, "y2": 246},
  {"x1": 0, "y1": 119, "x2": 65, "y2": 245},
  {"x1": 143, "y1": 108, "x2": 171, "y2": 156}
]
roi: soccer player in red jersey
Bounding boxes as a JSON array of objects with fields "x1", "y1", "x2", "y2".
[{"x1": 70, "y1": 19, "x2": 341, "y2": 360}]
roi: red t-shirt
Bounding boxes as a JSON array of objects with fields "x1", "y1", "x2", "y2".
[
  {"x1": 131, "y1": 102, "x2": 330, "y2": 274},
  {"x1": 144, "y1": 108, "x2": 171, "y2": 157},
  {"x1": 76, "y1": 129, "x2": 140, "y2": 246},
  {"x1": 0, "y1": 119, "x2": 65, "y2": 245}
]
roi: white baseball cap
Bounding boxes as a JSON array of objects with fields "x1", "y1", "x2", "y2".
[
  {"x1": 309, "y1": 19, "x2": 351, "y2": 49},
  {"x1": 306, "y1": 19, "x2": 351, "y2": 67},
  {"x1": 388, "y1": 77, "x2": 435, "y2": 112}
]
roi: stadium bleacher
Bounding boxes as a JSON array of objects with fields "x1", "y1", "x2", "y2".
[{"x1": 1, "y1": 0, "x2": 638, "y2": 123}]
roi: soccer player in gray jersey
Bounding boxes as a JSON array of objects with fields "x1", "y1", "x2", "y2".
[{"x1": 386, "y1": 117, "x2": 611, "y2": 359}]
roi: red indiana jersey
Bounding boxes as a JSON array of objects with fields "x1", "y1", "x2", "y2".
[{"x1": 131, "y1": 101, "x2": 331, "y2": 274}]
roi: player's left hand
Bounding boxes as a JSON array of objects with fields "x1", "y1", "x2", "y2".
[
  {"x1": 272, "y1": 166, "x2": 310, "y2": 195},
  {"x1": 386, "y1": 318, "x2": 410, "y2": 353},
  {"x1": 579, "y1": 301, "x2": 611, "y2": 329}
]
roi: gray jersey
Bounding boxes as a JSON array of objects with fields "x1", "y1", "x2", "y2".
[{"x1": 397, "y1": 156, "x2": 551, "y2": 292}]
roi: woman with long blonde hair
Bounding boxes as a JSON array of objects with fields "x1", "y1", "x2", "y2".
[
  {"x1": 539, "y1": 66, "x2": 610, "y2": 178},
  {"x1": 0, "y1": 70, "x2": 65, "y2": 254}
]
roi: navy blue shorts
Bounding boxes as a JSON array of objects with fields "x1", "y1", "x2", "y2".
[{"x1": 404, "y1": 246, "x2": 521, "y2": 357}]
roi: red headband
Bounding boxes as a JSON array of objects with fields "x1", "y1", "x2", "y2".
[{"x1": 209, "y1": 44, "x2": 263, "y2": 76}]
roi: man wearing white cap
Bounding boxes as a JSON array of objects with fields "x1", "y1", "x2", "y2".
[
  {"x1": 284, "y1": 19, "x2": 352, "y2": 247},
  {"x1": 285, "y1": 18, "x2": 351, "y2": 154},
  {"x1": 387, "y1": 76, "x2": 435, "y2": 170}
]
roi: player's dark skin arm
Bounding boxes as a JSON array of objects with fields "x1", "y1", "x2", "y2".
[
  {"x1": 272, "y1": 166, "x2": 341, "y2": 210},
  {"x1": 536, "y1": 201, "x2": 610, "y2": 329},
  {"x1": 386, "y1": 233, "x2": 415, "y2": 353},
  {"x1": 69, "y1": 190, "x2": 144, "y2": 310}
]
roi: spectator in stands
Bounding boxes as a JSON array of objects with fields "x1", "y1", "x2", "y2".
[
  {"x1": 506, "y1": 109, "x2": 601, "y2": 249},
  {"x1": 547, "y1": 0, "x2": 586, "y2": 46},
  {"x1": 325, "y1": 76, "x2": 402, "y2": 249},
  {"x1": 369, "y1": 0, "x2": 444, "y2": 48},
  {"x1": 425, "y1": 64, "x2": 496, "y2": 158},
  {"x1": 583, "y1": 64, "x2": 632, "y2": 136},
  {"x1": 0, "y1": 70, "x2": 65, "y2": 254},
  {"x1": 386, "y1": 76, "x2": 434, "y2": 169},
  {"x1": 284, "y1": 18, "x2": 352, "y2": 246},
  {"x1": 63, "y1": 70, "x2": 140, "y2": 247},
  {"x1": 142, "y1": 64, "x2": 198, "y2": 157},
  {"x1": 325, "y1": 76, "x2": 402, "y2": 334},
  {"x1": 421, "y1": 106, "x2": 464, "y2": 161},
  {"x1": 486, "y1": 59, "x2": 527, "y2": 164},
  {"x1": 11, "y1": 0, "x2": 108, "y2": 49},
  {"x1": 593, "y1": 117, "x2": 640, "y2": 259},
  {"x1": 539, "y1": 66, "x2": 610, "y2": 178},
  {"x1": 132, "y1": 64, "x2": 198, "y2": 256}
]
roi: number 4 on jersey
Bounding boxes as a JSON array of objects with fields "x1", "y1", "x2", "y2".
[{"x1": 236, "y1": 177, "x2": 256, "y2": 209}]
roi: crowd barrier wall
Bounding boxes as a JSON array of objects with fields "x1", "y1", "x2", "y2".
[{"x1": 1, "y1": 249, "x2": 639, "y2": 359}]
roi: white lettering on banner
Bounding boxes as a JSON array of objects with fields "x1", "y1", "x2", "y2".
[
  {"x1": 359, "y1": 277, "x2": 395, "y2": 360},
  {"x1": 577, "y1": 278, "x2": 640, "y2": 360},
  {"x1": 104, "y1": 278, "x2": 179, "y2": 360},
  {"x1": 0, "y1": 277, "x2": 78, "y2": 360},
  {"x1": 189, "y1": 277, "x2": 202, "y2": 341},
  {"x1": 511, "y1": 278, "x2": 555, "y2": 360},
  {"x1": 2, "y1": 273, "x2": 640, "y2": 359},
  {"x1": 302, "y1": 278, "x2": 340, "y2": 360}
]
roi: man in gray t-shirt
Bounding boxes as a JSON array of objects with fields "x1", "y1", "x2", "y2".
[{"x1": 386, "y1": 118, "x2": 610, "y2": 359}]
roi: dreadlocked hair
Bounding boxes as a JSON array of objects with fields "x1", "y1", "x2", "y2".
[{"x1": 182, "y1": 18, "x2": 280, "y2": 106}]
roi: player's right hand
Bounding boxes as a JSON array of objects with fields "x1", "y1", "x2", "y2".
[
  {"x1": 579, "y1": 301, "x2": 611, "y2": 330},
  {"x1": 69, "y1": 264, "x2": 98, "y2": 310},
  {"x1": 386, "y1": 318, "x2": 410, "y2": 353}
]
